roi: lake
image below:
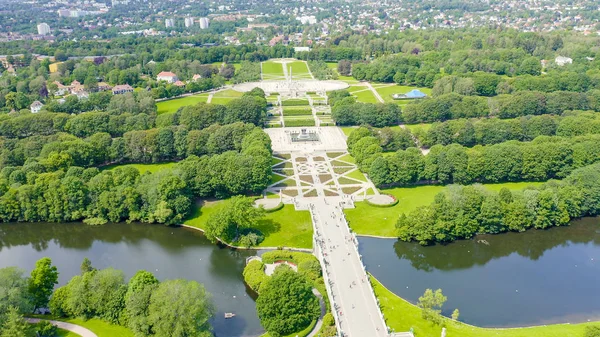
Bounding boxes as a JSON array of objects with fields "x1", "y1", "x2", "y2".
[
  {"x1": 359, "y1": 217, "x2": 600, "y2": 327},
  {"x1": 0, "y1": 222, "x2": 263, "y2": 337}
]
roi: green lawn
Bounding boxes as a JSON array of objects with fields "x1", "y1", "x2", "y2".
[
  {"x1": 288, "y1": 61, "x2": 312, "y2": 79},
  {"x1": 339, "y1": 126, "x2": 356, "y2": 137},
  {"x1": 374, "y1": 85, "x2": 432, "y2": 103},
  {"x1": 184, "y1": 201, "x2": 313, "y2": 249},
  {"x1": 212, "y1": 88, "x2": 243, "y2": 98},
  {"x1": 102, "y1": 162, "x2": 176, "y2": 174},
  {"x1": 156, "y1": 94, "x2": 209, "y2": 114},
  {"x1": 372, "y1": 276, "x2": 597, "y2": 337},
  {"x1": 345, "y1": 169, "x2": 367, "y2": 182},
  {"x1": 404, "y1": 123, "x2": 433, "y2": 133},
  {"x1": 352, "y1": 89, "x2": 379, "y2": 103},
  {"x1": 64, "y1": 318, "x2": 134, "y2": 337},
  {"x1": 57, "y1": 328, "x2": 79, "y2": 337},
  {"x1": 262, "y1": 61, "x2": 285, "y2": 78},
  {"x1": 347, "y1": 182, "x2": 545, "y2": 237}
]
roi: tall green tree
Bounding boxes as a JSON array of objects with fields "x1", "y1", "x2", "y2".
[
  {"x1": 28, "y1": 257, "x2": 59, "y2": 312},
  {"x1": 0, "y1": 307, "x2": 32, "y2": 337}
]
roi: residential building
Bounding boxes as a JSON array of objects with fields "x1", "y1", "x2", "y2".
[
  {"x1": 157, "y1": 71, "x2": 178, "y2": 83},
  {"x1": 174, "y1": 80, "x2": 186, "y2": 87},
  {"x1": 165, "y1": 19, "x2": 175, "y2": 28},
  {"x1": 112, "y1": 84, "x2": 134, "y2": 95},
  {"x1": 199, "y1": 17, "x2": 210, "y2": 29},
  {"x1": 555, "y1": 56, "x2": 573, "y2": 66},
  {"x1": 192, "y1": 74, "x2": 202, "y2": 81},
  {"x1": 97, "y1": 82, "x2": 112, "y2": 91},
  {"x1": 30, "y1": 101, "x2": 44, "y2": 113},
  {"x1": 53, "y1": 81, "x2": 69, "y2": 96},
  {"x1": 37, "y1": 23, "x2": 51, "y2": 36},
  {"x1": 185, "y1": 17, "x2": 194, "y2": 28}
]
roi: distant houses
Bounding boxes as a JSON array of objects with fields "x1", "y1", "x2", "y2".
[
  {"x1": 555, "y1": 56, "x2": 573, "y2": 66},
  {"x1": 112, "y1": 84, "x2": 134, "y2": 95},
  {"x1": 392, "y1": 89, "x2": 427, "y2": 100},
  {"x1": 30, "y1": 101, "x2": 44, "y2": 113},
  {"x1": 157, "y1": 71, "x2": 179, "y2": 83}
]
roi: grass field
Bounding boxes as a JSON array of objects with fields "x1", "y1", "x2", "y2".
[
  {"x1": 184, "y1": 201, "x2": 313, "y2": 249},
  {"x1": 57, "y1": 328, "x2": 79, "y2": 337},
  {"x1": 210, "y1": 88, "x2": 244, "y2": 105},
  {"x1": 374, "y1": 85, "x2": 432, "y2": 103},
  {"x1": 156, "y1": 94, "x2": 209, "y2": 114},
  {"x1": 352, "y1": 89, "x2": 379, "y2": 103},
  {"x1": 339, "y1": 126, "x2": 357, "y2": 137},
  {"x1": 63, "y1": 318, "x2": 134, "y2": 337},
  {"x1": 346, "y1": 181, "x2": 545, "y2": 237},
  {"x1": 261, "y1": 61, "x2": 285, "y2": 79},
  {"x1": 372, "y1": 276, "x2": 597, "y2": 337},
  {"x1": 102, "y1": 162, "x2": 176, "y2": 174},
  {"x1": 103, "y1": 162, "x2": 176, "y2": 174},
  {"x1": 403, "y1": 123, "x2": 432, "y2": 133},
  {"x1": 288, "y1": 61, "x2": 313, "y2": 79}
]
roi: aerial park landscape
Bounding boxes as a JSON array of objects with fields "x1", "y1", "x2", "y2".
[{"x1": 2, "y1": 11, "x2": 600, "y2": 337}]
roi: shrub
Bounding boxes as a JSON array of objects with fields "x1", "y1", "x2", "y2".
[
  {"x1": 242, "y1": 260, "x2": 267, "y2": 293},
  {"x1": 585, "y1": 326, "x2": 600, "y2": 337},
  {"x1": 35, "y1": 321, "x2": 58, "y2": 337}
]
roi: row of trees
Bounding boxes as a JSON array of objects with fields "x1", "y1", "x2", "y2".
[
  {"x1": 0, "y1": 90, "x2": 266, "y2": 139},
  {"x1": 396, "y1": 163, "x2": 600, "y2": 245},
  {"x1": 402, "y1": 90, "x2": 600, "y2": 124},
  {"x1": 0, "y1": 124, "x2": 271, "y2": 224},
  {"x1": 51, "y1": 266, "x2": 214, "y2": 337},
  {"x1": 0, "y1": 256, "x2": 214, "y2": 337},
  {"x1": 329, "y1": 91, "x2": 401, "y2": 127},
  {"x1": 348, "y1": 127, "x2": 600, "y2": 187},
  {"x1": 420, "y1": 111, "x2": 600, "y2": 147}
]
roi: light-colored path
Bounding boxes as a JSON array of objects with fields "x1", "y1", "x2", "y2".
[
  {"x1": 305, "y1": 197, "x2": 388, "y2": 337},
  {"x1": 26, "y1": 318, "x2": 92, "y2": 337},
  {"x1": 366, "y1": 81, "x2": 385, "y2": 103}
]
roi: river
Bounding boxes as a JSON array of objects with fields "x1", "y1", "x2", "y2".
[
  {"x1": 0, "y1": 222, "x2": 263, "y2": 337},
  {"x1": 359, "y1": 217, "x2": 600, "y2": 327}
]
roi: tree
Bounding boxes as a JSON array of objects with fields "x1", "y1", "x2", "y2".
[
  {"x1": 518, "y1": 57, "x2": 542, "y2": 76},
  {"x1": 0, "y1": 267, "x2": 33, "y2": 314},
  {"x1": 585, "y1": 326, "x2": 600, "y2": 337},
  {"x1": 417, "y1": 288, "x2": 447, "y2": 325},
  {"x1": 148, "y1": 280, "x2": 214, "y2": 337},
  {"x1": 28, "y1": 258, "x2": 59, "y2": 312},
  {"x1": 256, "y1": 267, "x2": 320, "y2": 337},
  {"x1": 204, "y1": 196, "x2": 265, "y2": 244},
  {"x1": 451, "y1": 308, "x2": 460, "y2": 321},
  {"x1": 80, "y1": 257, "x2": 95, "y2": 275},
  {"x1": 0, "y1": 307, "x2": 32, "y2": 337},
  {"x1": 125, "y1": 270, "x2": 159, "y2": 337}
]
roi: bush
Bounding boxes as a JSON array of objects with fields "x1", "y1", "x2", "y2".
[
  {"x1": 238, "y1": 232, "x2": 264, "y2": 248},
  {"x1": 242, "y1": 260, "x2": 267, "y2": 293},
  {"x1": 35, "y1": 321, "x2": 58, "y2": 337}
]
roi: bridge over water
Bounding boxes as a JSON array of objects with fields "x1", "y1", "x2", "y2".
[{"x1": 262, "y1": 127, "x2": 414, "y2": 337}]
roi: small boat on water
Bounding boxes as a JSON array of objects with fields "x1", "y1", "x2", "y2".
[{"x1": 224, "y1": 313, "x2": 236, "y2": 319}]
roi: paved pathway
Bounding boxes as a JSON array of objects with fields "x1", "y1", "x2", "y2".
[
  {"x1": 366, "y1": 82, "x2": 385, "y2": 103},
  {"x1": 26, "y1": 318, "x2": 94, "y2": 337},
  {"x1": 304, "y1": 197, "x2": 389, "y2": 337}
]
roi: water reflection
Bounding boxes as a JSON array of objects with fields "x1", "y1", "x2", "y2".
[
  {"x1": 0, "y1": 222, "x2": 262, "y2": 337},
  {"x1": 360, "y1": 218, "x2": 600, "y2": 327},
  {"x1": 394, "y1": 218, "x2": 600, "y2": 271}
]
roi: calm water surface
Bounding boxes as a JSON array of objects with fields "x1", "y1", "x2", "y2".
[
  {"x1": 0, "y1": 222, "x2": 263, "y2": 337},
  {"x1": 360, "y1": 218, "x2": 600, "y2": 327}
]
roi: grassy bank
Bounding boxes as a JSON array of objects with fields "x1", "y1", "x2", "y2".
[
  {"x1": 31, "y1": 317, "x2": 134, "y2": 337},
  {"x1": 184, "y1": 200, "x2": 313, "y2": 249},
  {"x1": 102, "y1": 162, "x2": 176, "y2": 174},
  {"x1": 372, "y1": 276, "x2": 597, "y2": 337},
  {"x1": 346, "y1": 182, "x2": 544, "y2": 237},
  {"x1": 156, "y1": 94, "x2": 209, "y2": 115}
]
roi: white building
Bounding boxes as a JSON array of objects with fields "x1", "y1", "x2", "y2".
[
  {"x1": 37, "y1": 23, "x2": 51, "y2": 36},
  {"x1": 555, "y1": 56, "x2": 573, "y2": 66},
  {"x1": 199, "y1": 17, "x2": 210, "y2": 29},
  {"x1": 185, "y1": 17, "x2": 194, "y2": 27},
  {"x1": 165, "y1": 19, "x2": 175, "y2": 28},
  {"x1": 30, "y1": 101, "x2": 44, "y2": 113},
  {"x1": 157, "y1": 71, "x2": 178, "y2": 83}
]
